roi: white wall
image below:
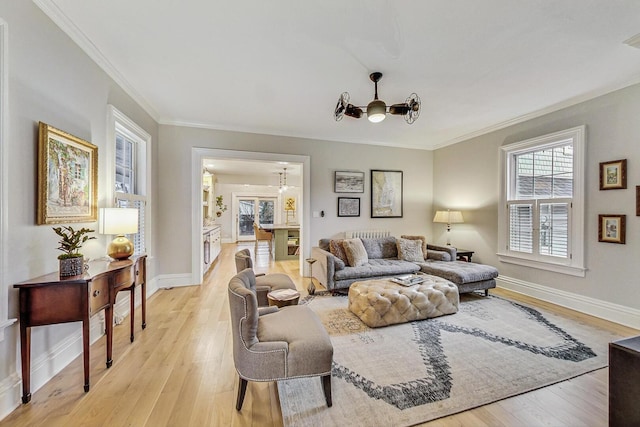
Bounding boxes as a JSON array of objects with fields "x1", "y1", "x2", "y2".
[
  {"x1": 0, "y1": 1, "x2": 159, "y2": 418},
  {"x1": 433, "y1": 82, "x2": 640, "y2": 325},
  {"x1": 158, "y1": 125, "x2": 435, "y2": 276}
]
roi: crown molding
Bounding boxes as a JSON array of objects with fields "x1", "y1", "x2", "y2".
[
  {"x1": 433, "y1": 73, "x2": 640, "y2": 150},
  {"x1": 33, "y1": 0, "x2": 160, "y2": 122}
]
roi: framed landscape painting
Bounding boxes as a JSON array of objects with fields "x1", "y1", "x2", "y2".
[
  {"x1": 599, "y1": 159, "x2": 627, "y2": 190},
  {"x1": 370, "y1": 169, "x2": 403, "y2": 218},
  {"x1": 37, "y1": 122, "x2": 98, "y2": 224},
  {"x1": 335, "y1": 171, "x2": 364, "y2": 193},
  {"x1": 338, "y1": 197, "x2": 360, "y2": 217},
  {"x1": 598, "y1": 214, "x2": 625, "y2": 244}
]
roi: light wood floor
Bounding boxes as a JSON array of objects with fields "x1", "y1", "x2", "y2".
[{"x1": 1, "y1": 242, "x2": 637, "y2": 426}]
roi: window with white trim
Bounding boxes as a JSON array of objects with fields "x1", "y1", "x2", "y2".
[
  {"x1": 109, "y1": 106, "x2": 150, "y2": 256},
  {"x1": 498, "y1": 126, "x2": 586, "y2": 277}
]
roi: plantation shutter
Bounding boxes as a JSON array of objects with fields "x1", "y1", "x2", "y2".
[
  {"x1": 116, "y1": 197, "x2": 146, "y2": 255},
  {"x1": 508, "y1": 202, "x2": 533, "y2": 253}
]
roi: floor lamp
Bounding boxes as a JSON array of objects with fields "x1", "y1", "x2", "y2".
[{"x1": 433, "y1": 209, "x2": 464, "y2": 246}]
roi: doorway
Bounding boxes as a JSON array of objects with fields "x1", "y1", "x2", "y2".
[
  {"x1": 237, "y1": 197, "x2": 276, "y2": 241},
  {"x1": 191, "y1": 148, "x2": 310, "y2": 285}
]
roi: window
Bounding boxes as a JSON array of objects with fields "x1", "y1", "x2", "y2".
[
  {"x1": 108, "y1": 106, "x2": 151, "y2": 256},
  {"x1": 498, "y1": 126, "x2": 585, "y2": 277}
]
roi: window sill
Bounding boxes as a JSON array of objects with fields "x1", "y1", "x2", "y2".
[{"x1": 497, "y1": 253, "x2": 586, "y2": 277}]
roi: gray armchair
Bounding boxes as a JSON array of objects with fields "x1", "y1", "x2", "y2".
[
  {"x1": 228, "y1": 269, "x2": 333, "y2": 410},
  {"x1": 234, "y1": 249, "x2": 297, "y2": 306}
]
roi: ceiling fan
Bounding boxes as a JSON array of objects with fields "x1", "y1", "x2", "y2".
[{"x1": 334, "y1": 72, "x2": 421, "y2": 124}]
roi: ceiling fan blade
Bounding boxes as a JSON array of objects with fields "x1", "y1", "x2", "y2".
[
  {"x1": 389, "y1": 103, "x2": 410, "y2": 115},
  {"x1": 403, "y1": 93, "x2": 421, "y2": 124},
  {"x1": 334, "y1": 92, "x2": 352, "y2": 121}
]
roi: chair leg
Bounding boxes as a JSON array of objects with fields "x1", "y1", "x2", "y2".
[
  {"x1": 236, "y1": 376, "x2": 248, "y2": 411},
  {"x1": 321, "y1": 374, "x2": 332, "y2": 407}
]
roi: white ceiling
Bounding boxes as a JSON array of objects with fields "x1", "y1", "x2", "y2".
[{"x1": 40, "y1": 0, "x2": 640, "y2": 151}]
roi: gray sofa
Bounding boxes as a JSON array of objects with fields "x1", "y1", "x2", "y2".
[{"x1": 311, "y1": 236, "x2": 498, "y2": 295}]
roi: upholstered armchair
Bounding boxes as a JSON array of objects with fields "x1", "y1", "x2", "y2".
[
  {"x1": 228, "y1": 269, "x2": 333, "y2": 410},
  {"x1": 253, "y1": 222, "x2": 273, "y2": 254},
  {"x1": 234, "y1": 249, "x2": 298, "y2": 306}
]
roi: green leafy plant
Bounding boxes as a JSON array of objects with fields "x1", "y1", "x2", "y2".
[
  {"x1": 53, "y1": 226, "x2": 96, "y2": 259},
  {"x1": 216, "y1": 195, "x2": 228, "y2": 213}
]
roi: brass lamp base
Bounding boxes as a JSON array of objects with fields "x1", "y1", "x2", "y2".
[{"x1": 108, "y1": 235, "x2": 134, "y2": 260}]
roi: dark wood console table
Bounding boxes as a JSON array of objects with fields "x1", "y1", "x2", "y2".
[{"x1": 13, "y1": 255, "x2": 147, "y2": 403}]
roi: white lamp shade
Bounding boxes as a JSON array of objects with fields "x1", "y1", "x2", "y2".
[
  {"x1": 433, "y1": 210, "x2": 464, "y2": 224},
  {"x1": 99, "y1": 208, "x2": 139, "y2": 235}
]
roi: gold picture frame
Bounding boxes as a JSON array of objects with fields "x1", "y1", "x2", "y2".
[
  {"x1": 599, "y1": 159, "x2": 627, "y2": 190},
  {"x1": 598, "y1": 214, "x2": 626, "y2": 244},
  {"x1": 37, "y1": 122, "x2": 98, "y2": 224}
]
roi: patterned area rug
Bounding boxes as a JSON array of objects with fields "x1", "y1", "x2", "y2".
[{"x1": 278, "y1": 293, "x2": 618, "y2": 426}]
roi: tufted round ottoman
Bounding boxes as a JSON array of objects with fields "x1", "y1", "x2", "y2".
[{"x1": 348, "y1": 276, "x2": 459, "y2": 328}]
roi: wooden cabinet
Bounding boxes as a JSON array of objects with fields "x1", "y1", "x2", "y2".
[
  {"x1": 203, "y1": 225, "x2": 221, "y2": 273},
  {"x1": 610, "y1": 335, "x2": 640, "y2": 426}
]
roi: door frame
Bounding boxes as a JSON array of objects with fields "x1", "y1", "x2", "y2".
[{"x1": 191, "y1": 148, "x2": 310, "y2": 284}]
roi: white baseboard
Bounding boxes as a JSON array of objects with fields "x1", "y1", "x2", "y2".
[
  {"x1": 156, "y1": 273, "x2": 197, "y2": 288},
  {"x1": 0, "y1": 373, "x2": 21, "y2": 421},
  {"x1": 497, "y1": 275, "x2": 640, "y2": 329}
]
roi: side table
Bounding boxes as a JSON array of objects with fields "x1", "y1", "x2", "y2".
[
  {"x1": 267, "y1": 289, "x2": 300, "y2": 308},
  {"x1": 455, "y1": 249, "x2": 474, "y2": 262}
]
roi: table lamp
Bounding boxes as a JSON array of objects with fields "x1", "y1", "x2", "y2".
[
  {"x1": 433, "y1": 209, "x2": 464, "y2": 246},
  {"x1": 99, "y1": 208, "x2": 138, "y2": 260}
]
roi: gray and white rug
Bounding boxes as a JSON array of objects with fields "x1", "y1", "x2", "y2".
[{"x1": 278, "y1": 293, "x2": 619, "y2": 426}]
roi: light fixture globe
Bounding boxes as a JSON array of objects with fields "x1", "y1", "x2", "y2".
[{"x1": 367, "y1": 99, "x2": 386, "y2": 123}]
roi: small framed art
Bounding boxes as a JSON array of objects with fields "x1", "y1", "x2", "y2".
[
  {"x1": 37, "y1": 122, "x2": 98, "y2": 224},
  {"x1": 337, "y1": 197, "x2": 360, "y2": 217},
  {"x1": 598, "y1": 214, "x2": 626, "y2": 244},
  {"x1": 599, "y1": 159, "x2": 627, "y2": 190},
  {"x1": 334, "y1": 171, "x2": 364, "y2": 193}
]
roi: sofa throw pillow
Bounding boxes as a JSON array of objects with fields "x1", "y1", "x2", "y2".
[
  {"x1": 329, "y1": 239, "x2": 349, "y2": 265},
  {"x1": 342, "y1": 238, "x2": 369, "y2": 267},
  {"x1": 397, "y1": 238, "x2": 425, "y2": 263},
  {"x1": 400, "y1": 235, "x2": 427, "y2": 259}
]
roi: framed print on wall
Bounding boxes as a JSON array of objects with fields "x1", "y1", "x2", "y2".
[
  {"x1": 334, "y1": 170, "x2": 364, "y2": 193},
  {"x1": 370, "y1": 169, "x2": 403, "y2": 218},
  {"x1": 37, "y1": 122, "x2": 98, "y2": 224},
  {"x1": 598, "y1": 214, "x2": 626, "y2": 244},
  {"x1": 337, "y1": 197, "x2": 360, "y2": 217},
  {"x1": 599, "y1": 159, "x2": 627, "y2": 190}
]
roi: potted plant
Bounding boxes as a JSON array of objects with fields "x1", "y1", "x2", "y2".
[
  {"x1": 215, "y1": 195, "x2": 228, "y2": 217},
  {"x1": 53, "y1": 225, "x2": 96, "y2": 277}
]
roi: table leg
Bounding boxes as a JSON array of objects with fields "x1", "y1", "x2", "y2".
[
  {"x1": 141, "y1": 281, "x2": 146, "y2": 329},
  {"x1": 130, "y1": 286, "x2": 135, "y2": 342},
  {"x1": 105, "y1": 306, "x2": 113, "y2": 368},
  {"x1": 20, "y1": 324, "x2": 31, "y2": 403},
  {"x1": 82, "y1": 318, "x2": 90, "y2": 392}
]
